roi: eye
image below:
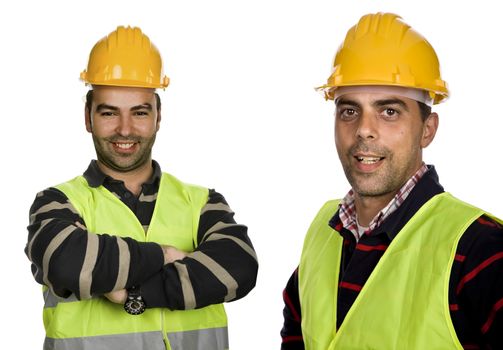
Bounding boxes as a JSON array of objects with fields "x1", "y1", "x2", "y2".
[
  {"x1": 100, "y1": 111, "x2": 116, "y2": 117},
  {"x1": 381, "y1": 108, "x2": 399, "y2": 120},
  {"x1": 338, "y1": 108, "x2": 358, "y2": 121},
  {"x1": 134, "y1": 111, "x2": 149, "y2": 117}
]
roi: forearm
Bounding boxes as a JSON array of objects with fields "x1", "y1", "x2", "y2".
[
  {"x1": 141, "y1": 190, "x2": 258, "y2": 309},
  {"x1": 142, "y1": 239, "x2": 257, "y2": 309},
  {"x1": 25, "y1": 188, "x2": 164, "y2": 299},
  {"x1": 281, "y1": 268, "x2": 305, "y2": 349},
  {"x1": 451, "y1": 215, "x2": 503, "y2": 348}
]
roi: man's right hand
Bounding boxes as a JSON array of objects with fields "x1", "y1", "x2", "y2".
[{"x1": 161, "y1": 245, "x2": 188, "y2": 264}]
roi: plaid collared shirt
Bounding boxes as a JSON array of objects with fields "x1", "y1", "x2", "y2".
[{"x1": 339, "y1": 163, "x2": 429, "y2": 240}]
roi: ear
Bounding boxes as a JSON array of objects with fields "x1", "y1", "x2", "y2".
[
  {"x1": 156, "y1": 109, "x2": 162, "y2": 132},
  {"x1": 420, "y1": 112, "x2": 439, "y2": 148},
  {"x1": 85, "y1": 106, "x2": 92, "y2": 133}
]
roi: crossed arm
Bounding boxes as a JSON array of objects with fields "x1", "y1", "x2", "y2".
[{"x1": 26, "y1": 188, "x2": 258, "y2": 310}]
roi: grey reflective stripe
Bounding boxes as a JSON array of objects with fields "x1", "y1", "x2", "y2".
[
  {"x1": 43, "y1": 328, "x2": 228, "y2": 350},
  {"x1": 44, "y1": 331, "x2": 165, "y2": 350},
  {"x1": 43, "y1": 289, "x2": 79, "y2": 308},
  {"x1": 167, "y1": 327, "x2": 229, "y2": 350}
]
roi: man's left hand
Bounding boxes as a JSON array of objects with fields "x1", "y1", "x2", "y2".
[{"x1": 104, "y1": 289, "x2": 127, "y2": 304}]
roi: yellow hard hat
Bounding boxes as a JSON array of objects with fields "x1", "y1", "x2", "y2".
[
  {"x1": 316, "y1": 13, "x2": 448, "y2": 104},
  {"x1": 80, "y1": 26, "x2": 169, "y2": 89}
]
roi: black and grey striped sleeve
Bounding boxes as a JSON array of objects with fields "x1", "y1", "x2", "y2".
[
  {"x1": 141, "y1": 190, "x2": 258, "y2": 310},
  {"x1": 25, "y1": 188, "x2": 164, "y2": 299}
]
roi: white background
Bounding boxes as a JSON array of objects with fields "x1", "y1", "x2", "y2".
[{"x1": 2, "y1": 0, "x2": 502, "y2": 348}]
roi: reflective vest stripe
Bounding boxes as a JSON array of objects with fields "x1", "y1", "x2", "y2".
[
  {"x1": 167, "y1": 327, "x2": 229, "y2": 350},
  {"x1": 43, "y1": 328, "x2": 229, "y2": 350},
  {"x1": 44, "y1": 331, "x2": 166, "y2": 350},
  {"x1": 43, "y1": 288, "x2": 78, "y2": 308}
]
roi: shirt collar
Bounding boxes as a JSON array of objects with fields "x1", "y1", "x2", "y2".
[
  {"x1": 334, "y1": 164, "x2": 438, "y2": 241},
  {"x1": 375, "y1": 165, "x2": 444, "y2": 241},
  {"x1": 83, "y1": 160, "x2": 162, "y2": 188}
]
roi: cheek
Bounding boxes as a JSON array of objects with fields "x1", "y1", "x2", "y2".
[
  {"x1": 385, "y1": 126, "x2": 421, "y2": 157},
  {"x1": 91, "y1": 119, "x2": 120, "y2": 137},
  {"x1": 138, "y1": 121, "x2": 158, "y2": 135},
  {"x1": 334, "y1": 122, "x2": 350, "y2": 144}
]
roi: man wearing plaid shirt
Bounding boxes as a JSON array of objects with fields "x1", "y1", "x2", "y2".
[{"x1": 281, "y1": 13, "x2": 503, "y2": 349}]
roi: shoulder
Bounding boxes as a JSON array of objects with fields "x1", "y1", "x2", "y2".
[
  {"x1": 30, "y1": 187, "x2": 71, "y2": 212},
  {"x1": 29, "y1": 186, "x2": 82, "y2": 224},
  {"x1": 458, "y1": 214, "x2": 503, "y2": 257}
]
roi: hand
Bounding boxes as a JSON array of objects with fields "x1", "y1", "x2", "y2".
[
  {"x1": 161, "y1": 245, "x2": 188, "y2": 264},
  {"x1": 104, "y1": 289, "x2": 127, "y2": 304}
]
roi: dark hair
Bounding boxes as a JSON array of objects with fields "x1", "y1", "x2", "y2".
[
  {"x1": 418, "y1": 101, "x2": 432, "y2": 122},
  {"x1": 85, "y1": 90, "x2": 162, "y2": 113}
]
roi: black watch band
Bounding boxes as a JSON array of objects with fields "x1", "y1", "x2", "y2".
[{"x1": 124, "y1": 286, "x2": 146, "y2": 315}]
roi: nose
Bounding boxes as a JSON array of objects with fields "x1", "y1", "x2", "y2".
[
  {"x1": 116, "y1": 114, "x2": 133, "y2": 136},
  {"x1": 356, "y1": 111, "x2": 378, "y2": 140}
]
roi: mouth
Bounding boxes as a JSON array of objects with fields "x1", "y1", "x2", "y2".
[
  {"x1": 352, "y1": 154, "x2": 385, "y2": 172},
  {"x1": 355, "y1": 155, "x2": 385, "y2": 164},
  {"x1": 111, "y1": 141, "x2": 138, "y2": 153},
  {"x1": 115, "y1": 142, "x2": 135, "y2": 149}
]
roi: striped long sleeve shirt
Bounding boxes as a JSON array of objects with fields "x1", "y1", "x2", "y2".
[
  {"x1": 26, "y1": 160, "x2": 258, "y2": 310},
  {"x1": 281, "y1": 166, "x2": 503, "y2": 349}
]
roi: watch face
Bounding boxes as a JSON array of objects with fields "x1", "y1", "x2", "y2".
[{"x1": 124, "y1": 296, "x2": 146, "y2": 315}]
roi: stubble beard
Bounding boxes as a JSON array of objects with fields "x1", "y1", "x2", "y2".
[
  {"x1": 92, "y1": 133, "x2": 157, "y2": 173},
  {"x1": 340, "y1": 142, "x2": 417, "y2": 198}
]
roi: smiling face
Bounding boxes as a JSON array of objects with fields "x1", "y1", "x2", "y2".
[
  {"x1": 334, "y1": 92, "x2": 438, "y2": 199},
  {"x1": 85, "y1": 85, "x2": 161, "y2": 174}
]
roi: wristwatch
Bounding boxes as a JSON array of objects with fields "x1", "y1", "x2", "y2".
[{"x1": 124, "y1": 286, "x2": 146, "y2": 315}]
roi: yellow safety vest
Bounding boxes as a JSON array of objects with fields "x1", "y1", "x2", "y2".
[
  {"x1": 299, "y1": 192, "x2": 499, "y2": 350},
  {"x1": 43, "y1": 173, "x2": 228, "y2": 350}
]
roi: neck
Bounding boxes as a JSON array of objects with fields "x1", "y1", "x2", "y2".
[
  {"x1": 353, "y1": 191, "x2": 396, "y2": 227},
  {"x1": 97, "y1": 160, "x2": 153, "y2": 196}
]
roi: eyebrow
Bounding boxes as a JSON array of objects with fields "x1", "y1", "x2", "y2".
[
  {"x1": 131, "y1": 103, "x2": 153, "y2": 112},
  {"x1": 335, "y1": 97, "x2": 409, "y2": 111},
  {"x1": 372, "y1": 99, "x2": 409, "y2": 112},
  {"x1": 95, "y1": 104, "x2": 118, "y2": 112},
  {"x1": 95, "y1": 103, "x2": 153, "y2": 112},
  {"x1": 335, "y1": 98, "x2": 361, "y2": 108}
]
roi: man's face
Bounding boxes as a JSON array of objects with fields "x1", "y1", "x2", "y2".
[
  {"x1": 85, "y1": 85, "x2": 161, "y2": 173},
  {"x1": 334, "y1": 92, "x2": 437, "y2": 199}
]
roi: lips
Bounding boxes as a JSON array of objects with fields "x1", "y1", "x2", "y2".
[
  {"x1": 111, "y1": 141, "x2": 138, "y2": 154},
  {"x1": 115, "y1": 142, "x2": 135, "y2": 150},
  {"x1": 353, "y1": 153, "x2": 385, "y2": 172},
  {"x1": 355, "y1": 155, "x2": 384, "y2": 164}
]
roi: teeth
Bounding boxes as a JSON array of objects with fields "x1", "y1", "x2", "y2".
[
  {"x1": 357, "y1": 156, "x2": 381, "y2": 164},
  {"x1": 116, "y1": 143, "x2": 134, "y2": 149}
]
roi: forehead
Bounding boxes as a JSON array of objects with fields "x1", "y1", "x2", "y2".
[
  {"x1": 92, "y1": 85, "x2": 156, "y2": 105},
  {"x1": 331, "y1": 85, "x2": 432, "y2": 106},
  {"x1": 335, "y1": 92, "x2": 419, "y2": 110}
]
